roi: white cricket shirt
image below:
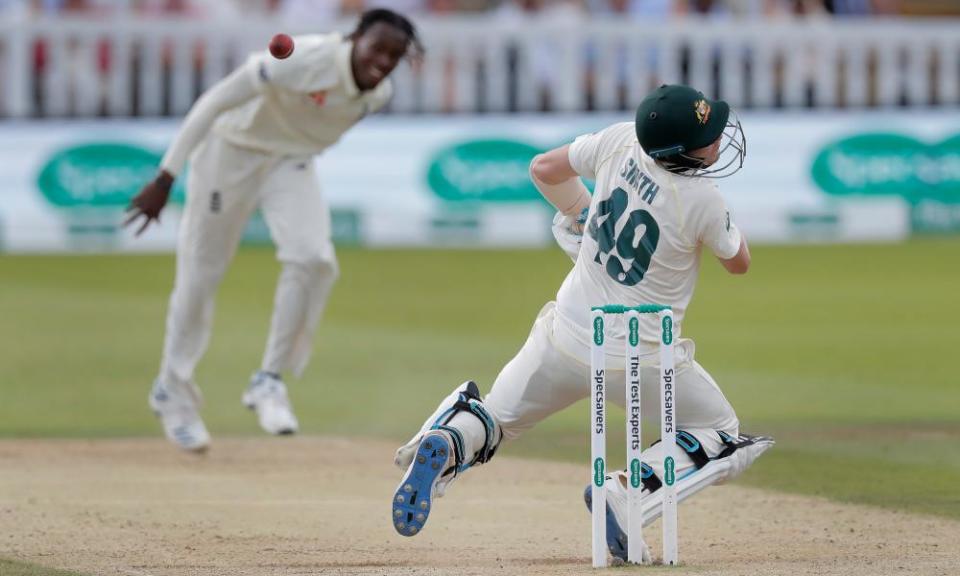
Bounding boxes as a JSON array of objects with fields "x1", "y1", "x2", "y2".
[
  {"x1": 213, "y1": 33, "x2": 392, "y2": 156},
  {"x1": 557, "y1": 122, "x2": 742, "y2": 346}
]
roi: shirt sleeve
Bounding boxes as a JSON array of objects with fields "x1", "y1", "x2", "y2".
[
  {"x1": 245, "y1": 37, "x2": 339, "y2": 94},
  {"x1": 567, "y1": 130, "x2": 606, "y2": 181},
  {"x1": 160, "y1": 64, "x2": 259, "y2": 177},
  {"x1": 697, "y1": 185, "x2": 742, "y2": 260}
]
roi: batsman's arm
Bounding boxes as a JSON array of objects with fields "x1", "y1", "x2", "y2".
[
  {"x1": 529, "y1": 145, "x2": 591, "y2": 217},
  {"x1": 699, "y1": 183, "x2": 750, "y2": 275},
  {"x1": 532, "y1": 144, "x2": 593, "y2": 262},
  {"x1": 718, "y1": 236, "x2": 751, "y2": 275}
]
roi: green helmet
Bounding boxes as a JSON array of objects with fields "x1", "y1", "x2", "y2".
[{"x1": 634, "y1": 84, "x2": 745, "y2": 178}]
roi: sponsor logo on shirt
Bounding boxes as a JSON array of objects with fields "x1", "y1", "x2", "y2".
[{"x1": 309, "y1": 91, "x2": 327, "y2": 106}]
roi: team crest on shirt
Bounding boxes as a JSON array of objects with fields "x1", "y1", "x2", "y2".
[
  {"x1": 694, "y1": 99, "x2": 711, "y2": 125},
  {"x1": 309, "y1": 91, "x2": 327, "y2": 106}
]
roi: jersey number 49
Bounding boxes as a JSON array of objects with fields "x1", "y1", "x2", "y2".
[{"x1": 587, "y1": 187, "x2": 660, "y2": 287}]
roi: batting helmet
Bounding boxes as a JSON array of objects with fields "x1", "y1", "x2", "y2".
[{"x1": 635, "y1": 84, "x2": 745, "y2": 178}]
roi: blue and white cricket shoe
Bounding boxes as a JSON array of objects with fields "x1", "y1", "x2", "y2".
[
  {"x1": 583, "y1": 433, "x2": 774, "y2": 563},
  {"x1": 392, "y1": 430, "x2": 453, "y2": 537},
  {"x1": 149, "y1": 378, "x2": 210, "y2": 453},
  {"x1": 583, "y1": 473, "x2": 651, "y2": 564}
]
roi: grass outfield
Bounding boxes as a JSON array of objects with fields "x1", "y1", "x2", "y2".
[
  {"x1": 1, "y1": 239, "x2": 958, "y2": 522},
  {"x1": 0, "y1": 559, "x2": 85, "y2": 576}
]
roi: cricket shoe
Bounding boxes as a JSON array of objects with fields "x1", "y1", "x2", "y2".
[
  {"x1": 583, "y1": 473, "x2": 652, "y2": 564},
  {"x1": 716, "y1": 433, "x2": 775, "y2": 483},
  {"x1": 392, "y1": 430, "x2": 455, "y2": 537},
  {"x1": 582, "y1": 433, "x2": 774, "y2": 562},
  {"x1": 242, "y1": 371, "x2": 299, "y2": 435},
  {"x1": 149, "y1": 378, "x2": 210, "y2": 452}
]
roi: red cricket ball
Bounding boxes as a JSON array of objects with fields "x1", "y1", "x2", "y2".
[{"x1": 269, "y1": 33, "x2": 294, "y2": 60}]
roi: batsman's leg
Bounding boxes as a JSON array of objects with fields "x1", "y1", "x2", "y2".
[
  {"x1": 392, "y1": 303, "x2": 589, "y2": 537},
  {"x1": 392, "y1": 381, "x2": 503, "y2": 536},
  {"x1": 585, "y1": 431, "x2": 774, "y2": 536},
  {"x1": 583, "y1": 344, "x2": 774, "y2": 561}
]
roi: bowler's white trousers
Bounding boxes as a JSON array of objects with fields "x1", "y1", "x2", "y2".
[{"x1": 159, "y1": 135, "x2": 338, "y2": 387}]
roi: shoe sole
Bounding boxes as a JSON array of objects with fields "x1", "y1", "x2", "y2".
[
  {"x1": 392, "y1": 435, "x2": 449, "y2": 537},
  {"x1": 583, "y1": 486, "x2": 629, "y2": 562}
]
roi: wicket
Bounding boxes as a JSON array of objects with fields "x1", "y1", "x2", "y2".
[{"x1": 590, "y1": 304, "x2": 677, "y2": 568}]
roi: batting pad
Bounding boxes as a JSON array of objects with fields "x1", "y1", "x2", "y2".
[{"x1": 636, "y1": 458, "x2": 730, "y2": 527}]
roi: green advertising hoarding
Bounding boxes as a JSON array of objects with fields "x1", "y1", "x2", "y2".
[{"x1": 812, "y1": 133, "x2": 960, "y2": 233}]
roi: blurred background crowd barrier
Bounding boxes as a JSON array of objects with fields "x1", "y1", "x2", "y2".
[
  {"x1": 1, "y1": 1, "x2": 957, "y2": 253},
  {"x1": 1, "y1": 0, "x2": 959, "y2": 118}
]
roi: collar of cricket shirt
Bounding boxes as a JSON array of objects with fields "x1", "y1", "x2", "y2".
[{"x1": 336, "y1": 36, "x2": 361, "y2": 98}]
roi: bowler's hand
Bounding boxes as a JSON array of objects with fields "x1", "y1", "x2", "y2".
[{"x1": 125, "y1": 170, "x2": 174, "y2": 236}]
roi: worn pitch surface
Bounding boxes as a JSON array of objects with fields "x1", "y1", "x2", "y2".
[{"x1": 2, "y1": 437, "x2": 957, "y2": 576}]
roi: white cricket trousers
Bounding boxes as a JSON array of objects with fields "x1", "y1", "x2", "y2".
[
  {"x1": 159, "y1": 135, "x2": 339, "y2": 387},
  {"x1": 450, "y1": 302, "x2": 740, "y2": 480}
]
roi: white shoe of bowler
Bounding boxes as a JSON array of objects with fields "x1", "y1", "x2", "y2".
[
  {"x1": 242, "y1": 371, "x2": 300, "y2": 435},
  {"x1": 149, "y1": 378, "x2": 211, "y2": 452}
]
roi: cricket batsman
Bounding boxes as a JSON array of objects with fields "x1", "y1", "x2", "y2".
[
  {"x1": 125, "y1": 9, "x2": 422, "y2": 452},
  {"x1": 391, "y1": 84, "x2": 774, "y2": 562}
]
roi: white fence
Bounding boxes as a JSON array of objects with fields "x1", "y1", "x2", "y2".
[{"x1": 1, "y1": 15, "x2": 959, "y2": 117}]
